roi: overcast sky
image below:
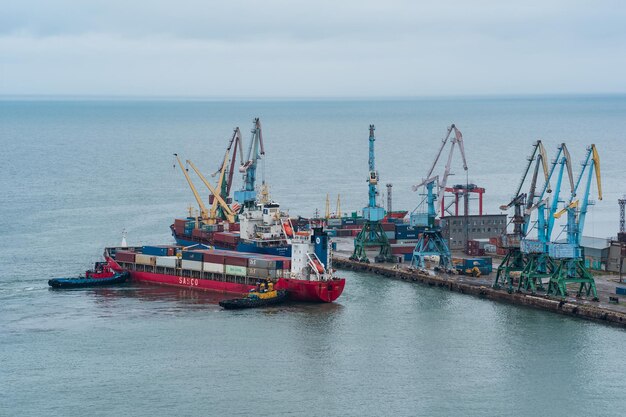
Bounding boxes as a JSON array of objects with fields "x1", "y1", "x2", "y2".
[{"x1": 1, "y1": 0, "x2": 625, "y2": 97}]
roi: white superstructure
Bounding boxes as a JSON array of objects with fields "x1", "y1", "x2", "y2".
[{"x1": 290, "y1": 229, "x2": 335, "y2": 282}]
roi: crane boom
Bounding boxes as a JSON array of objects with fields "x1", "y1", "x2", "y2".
[
  {"x1": 209, "y1": 153, "x2": 230, "y2": 222},
  {"x1": 186, "y1": 160, "x2": 236, "y2": 223},
  {"x1": 174, "y1": 154, "x2": 209, "y2": 221}
]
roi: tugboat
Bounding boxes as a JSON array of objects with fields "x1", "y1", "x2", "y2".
[
  {"x1": 48, "y1": 262, "x2": 130, "y2": 289},
  {"x1": 219, "y1": 281, "x2": 287, "y2": 309}
]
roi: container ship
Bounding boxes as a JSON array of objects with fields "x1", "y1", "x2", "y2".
[
  {"x1": 105, "y1": 227, "x2": 344, "y2": 302},
  {"x1": 171, "y1": 198, "x2": 292, "y2": 257}
]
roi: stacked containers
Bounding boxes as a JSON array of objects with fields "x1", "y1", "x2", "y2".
[
  {"x1": 115, "y1": 251, "x2": 136, "y2": 263},
  {"x1": 181, "y1": 250, "x2": 203, "y2": 271}
]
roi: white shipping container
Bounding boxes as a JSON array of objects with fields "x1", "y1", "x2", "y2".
[
  {"x1": 203, "y1": 262, "x2": 224, "y2": 274},
  {"x1": 135, "y1": 254, "x2": 156, "y2": 266},
  {"x1": 156, "y1": 256, "x2": 178, "y2": 268},
  {"x1": 181, "y1": 259, "x2": 203, "y2": 271}
]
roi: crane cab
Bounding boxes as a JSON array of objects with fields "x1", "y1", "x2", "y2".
[{"x1": 369, "y1": 170, "x2": 379, "y2": 185}]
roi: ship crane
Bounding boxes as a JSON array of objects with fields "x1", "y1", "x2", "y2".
[
  {"x1": 174, "y1": 153, "x2": 210, "y2": 222},
  {"x1": 547, "y1": 144, "x2": 602, "y2": 300},
  {"x1": 350, "y1": 125, "x2": 393, "y2": 263},
  {"x1": 186, "y1": 160, "x2": 237, "y2": 224},
  {"x1": 410, "y1": 124, "x2": 467, "y2": 272},
  {"x1": 235, "y1": 118, "x2": 265, "y2": 209},
  {"x1": 210, "y1": 127, "x2": 245, "y2": 217},
  {"x1": 493, "y1": 140, "x2": 551, "y2": 293}
]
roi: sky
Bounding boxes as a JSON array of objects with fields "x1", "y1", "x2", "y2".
[{"x1": 1, "y1": 0, "x2": 625, "y2": 98}]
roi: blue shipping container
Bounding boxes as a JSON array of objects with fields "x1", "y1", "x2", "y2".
[
  {"x1": 182, "y1": 251, "x2": 204, "y2": 262},
  {"x1": 616, "y1": 287, "x2": 626, "y2": 295},
  {"x1": 142, "y1": 246, "x2": 170, "y2": 257}
]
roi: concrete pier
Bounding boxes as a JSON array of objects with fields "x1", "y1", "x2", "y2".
[{"x1": 334, "y1": 256, "x2": 626, "y2": 328}]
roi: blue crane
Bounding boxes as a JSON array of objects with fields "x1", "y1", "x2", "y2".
[
  {"x1": 351, "y1": 125, "x2": 393, "y2": 263},
  {"x1": 547, "y1": 144, "x2": 602, "y2": 300},
  {"x1": 234, "y1": 118, "x2": 265, "y2": 209}
]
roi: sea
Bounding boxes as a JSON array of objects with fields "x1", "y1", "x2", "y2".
[{"x1": 1, "y1": 96, "x2": 625, "y2": 416}]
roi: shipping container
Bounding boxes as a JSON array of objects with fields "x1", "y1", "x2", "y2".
[
  {"x1": 135, "y1": 254, "x2": 156, "y2": 266},
  {"x1": 224, "y1": 254, "x2": 248, "y2": 267},
  {"x1": 327, "y1": 218, "x2": 342, "y2": 227},
  {"x1": 247, "y1": 257, "x2": 278, "y2": 269},
  {"x1": 381, "y1": 223, "x2": 395, "y2": 231},
  {"x1": 496, "y1": 247, "x2": 508, "y2": 256},
  {"x1": 203, "y1": 262, "x2": 224, "y2": 274},
  {"x1": 616, "y1": 287, "x2": 626, "y2": 295},
  {"x1": 115, "y1": 251, "x2": 136, "y2": 263},
  {"x1": 203, "y1": 252, "x2": 225, "y2": 264},
  {"x1": 182, "y1": 251, "x2": 205, "y2": 262},
  {"x1": 156, "y1": 256, "x2": 178, "y2": 268},
  {"x1": 247, "y1": 267, "x2": 280, "y2": 279},
  {"x1": 225, "y1": 264, "x2": 247, "y2": 276},
  {"x1": 214, "y1": 232, "x2": 240, "y2": 245},
  {"x1": 174, "y1": 219, "x2": 187, "y2": 228},
  {"x1": 142, "y1": 245, "x2": 176, "y2": 257},
  {"x1": 390, "y1": 244, "x2": 415, "y2": 255},
  {"x1": 181, "y1": 259, "x2": 203, "y2": 271}
]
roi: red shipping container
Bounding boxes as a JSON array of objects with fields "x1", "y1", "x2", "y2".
[
  {"x1": 174, "y1": 219, "x2": 187, "y2": 228},
  {"x1": 229, "y1": 223, "x2": 240, "y2": 232},
  {"x1": 224, "y1": 255, "x2": 248, "y2": 267},
  {"x1": 115, "y1": 251, "x2": 136, "y2": 263},
  {"x1": 203, "y1": 252, "x2": 225, "y2": 264},
  {"x1": 382, "y1": 223, "x2": 395, "y2": 231},
  {"x1": 489, "y1": 237, "x2": 499, "y2": 245},
  {"x1": 391, "y1": 245, "x2": 415, "y2": 255},
  {"x1": 191, "y1": 228, "x2": 203, "y2": 238}
]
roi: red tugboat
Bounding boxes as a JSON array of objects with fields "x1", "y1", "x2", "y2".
[{"x1": 104, "y1": 227, "x2": 344, "y2": 302}]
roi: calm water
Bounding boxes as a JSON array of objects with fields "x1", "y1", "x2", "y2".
[{"x1": 1, "y1": 97, "x2": 626, "y2": 416}]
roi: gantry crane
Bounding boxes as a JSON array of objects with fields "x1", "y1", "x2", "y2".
[
  {"x1": 410, "y1": 124, "x2": 467, "y2": 272},
  {"x1": 174, "y1": 153, "x2": 209, "y2": 222},
  {"x1": 351, "y1": 125, "x2": 393, "y2": 263},
  {"x1": 547, "y1": 144, "x2": 602, "y2": 300},
  {"x1": 234, "y1": 117, "x2": 265, "y2": 209},
  {"x1": 493, "y1": 141, "x2": 551, "y2": 292},
  {"x1": 517, "y1": 143, "x2": 572, "y2": 294}
]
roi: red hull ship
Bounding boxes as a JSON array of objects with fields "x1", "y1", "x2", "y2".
[{"x1": 104, "y1": 228, "x2": 344, "y2": 303}]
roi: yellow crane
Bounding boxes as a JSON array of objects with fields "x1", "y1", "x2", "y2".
[
  {"x1": 174, "y1": 154, "x2": 209, "y2": 222},
  {"x1": 186, "y1": 160, "x2": 236, "y2": 224},
  {"x1": 325, "y1": 194, "x2": 331, "y2": 219},
  {"x1": 336, "y1": 194, "x2": 341, "y2": 218}
]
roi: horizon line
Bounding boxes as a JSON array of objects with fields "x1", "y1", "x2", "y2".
[{"x1": 1, "y1": 92, "x2": 626, "y2": 102}]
